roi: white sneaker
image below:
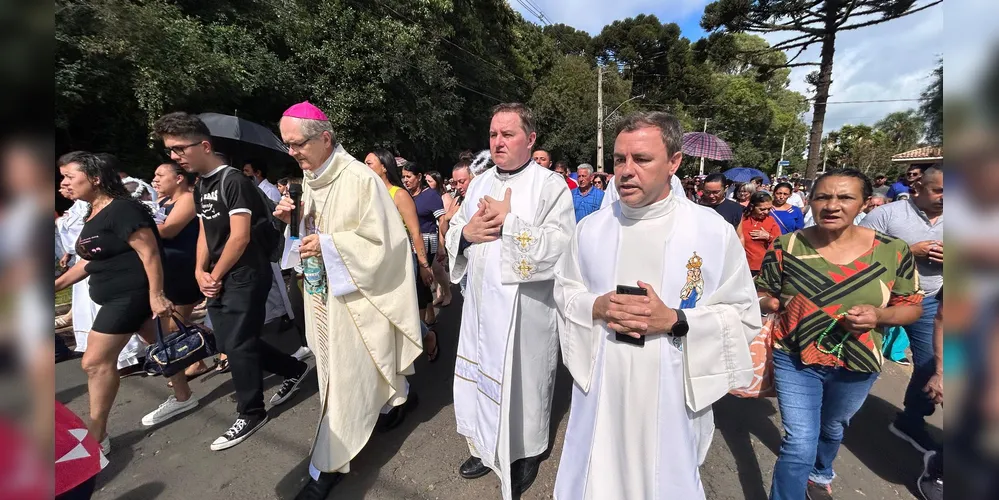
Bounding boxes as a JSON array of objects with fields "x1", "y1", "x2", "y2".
[
  {"x1": 292, "y1": 346, "x2": 313, "y2": 361},
  {"x1": 99, "y1": 435, "x2": 111, "y2": 455},
  {"x1": 141, "y1": 396, "x2": 199, "y2": 426}
]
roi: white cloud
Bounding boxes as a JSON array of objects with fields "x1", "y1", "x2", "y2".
[
  {"x1": 509, "y1": 0, "x2": 944, "y2": 134},
  {"x1": 767, "y1": 5, "x2": 943, "y2": 133}
]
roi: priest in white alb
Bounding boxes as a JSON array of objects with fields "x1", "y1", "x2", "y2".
[
  {"x1": 553, "y1": 111, "x2": 760, "y2": 499},
  {"x1": 274, "y1": 102, "x2": 423, "y2": 500},
  {"x1": 600, "y1": 165, "x2": 685, "y2": 209},
  {"x1": 445, "y1": 103, "x2": 575, "y2": 499}
]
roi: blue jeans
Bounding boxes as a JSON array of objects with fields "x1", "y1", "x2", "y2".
[
  {"x1": 898, "y1": 293, "x2": 939, "y2": 427},
  {"x1": 769, "y1": 350, "x2": 879, "y2": 500}
]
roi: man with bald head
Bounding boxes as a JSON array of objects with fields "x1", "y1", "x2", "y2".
[
  {"x1": 861, "y1": 165, "x2": 944, "y2": 454},
  {"x1": 273, "y1": 102, "x2": 422, "y2": 499}
]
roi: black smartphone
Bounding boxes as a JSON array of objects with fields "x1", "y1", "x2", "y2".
[{"x1": 615, "y1": 285, "x2": 647, "y2": 346}]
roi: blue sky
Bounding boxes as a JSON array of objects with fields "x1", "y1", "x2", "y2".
[{"x1": 506, "y1": 0, "x2": 944, "y2": 134}]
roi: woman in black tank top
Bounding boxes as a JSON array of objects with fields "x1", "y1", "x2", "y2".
[{"x1": 153, "y1": 161, "x2": 210, "y2": 380}]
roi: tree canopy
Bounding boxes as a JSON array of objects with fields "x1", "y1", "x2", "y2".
[
  {"x1": 58, "y1": 0, "x2": 822, "y2": 179},
  {"x1": 822, "y1": 108, "x2": 926, "y2": 174},
  {"x1": 701, "y1": 0, "x2": 943, "y2": 179}
]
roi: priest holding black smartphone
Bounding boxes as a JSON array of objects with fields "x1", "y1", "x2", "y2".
[{"x1": 551, "y1": 112, "x2": 760, "y2": 499}]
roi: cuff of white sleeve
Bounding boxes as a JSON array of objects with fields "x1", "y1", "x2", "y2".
[
  {"x1": 281, "y1": 237, "x2": 301, "y2": 270},
  {"x1": 569, "y1": 293, "x2": 599, "y2": 330},
  {"x1": 229, "y1": 208, "x2": 251, "y2": 216},
  {"x1": 318, "y1": 234, "x2": 359, "y2": 297}
]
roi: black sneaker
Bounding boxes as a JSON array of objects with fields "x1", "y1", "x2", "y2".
[
  {"x1": 270, "y1": 364, "x2": 313, "y2": 406},
  {"x1": 917, "y1": 450, "x2": 943, "y2": 500},
  {"x1": 210, "y1": 413, "x2": 269, "y2": 451},
  {"x1": 889, "y1": 416, "x2": 939, "y2": 454}
]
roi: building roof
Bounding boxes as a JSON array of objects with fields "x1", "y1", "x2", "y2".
[{"x1": 891, "y1": 146, "x2": 943, "y2": 163}]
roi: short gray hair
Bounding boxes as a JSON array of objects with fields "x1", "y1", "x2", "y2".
[
  {"x1": 294, "y1": 117, "x2": 337, "y2": 145},
  {"x1": 615, "y1": 111, "x2": 684, "y2": 157},
  {"x1": 870, "y1": 193, "x2": 888, "y2": 203},
  {"x1": 577, "y1": 163, "x2": 594, "y2": 174}
]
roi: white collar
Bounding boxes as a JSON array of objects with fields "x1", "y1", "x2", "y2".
[
  {"x1": 620, "y1": 189, "x2": 677, "y2": 221},
  {"x1": 305, "y1": 151, "x2": 336, "y2": 180},
  {"x1": 202, "y1": 164, "x2": 230, "y2": 178}
]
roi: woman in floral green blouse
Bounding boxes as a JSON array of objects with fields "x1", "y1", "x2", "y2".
[{"x1": 756, "y1": 169, "x2": 924, "y2": 500}]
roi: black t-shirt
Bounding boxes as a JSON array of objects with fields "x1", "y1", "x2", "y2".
[
  {"x1": 708, "y1": 198, "x2": 744, "y2": 230},
  {"x1": 76, "y1": 198, "x2": 159, "y2": 303},
  {"x1": 194, "y1": 165, "x2": 269, "y2": 272}
]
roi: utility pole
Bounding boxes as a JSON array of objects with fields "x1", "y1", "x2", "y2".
[
  {"x1": 596, "y1": 65, "x2": 604, "y2": 173},
  {"x1": 698, "y1": 118, "x2": 708, "y2": 176},
  {"x1": 777, "y1": 133, "x2": 787, "y2": 178}
]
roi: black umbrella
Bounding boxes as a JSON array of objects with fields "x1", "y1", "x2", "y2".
[{"x1": 197, "y1": 113, "x2": 295, "y2": 170}]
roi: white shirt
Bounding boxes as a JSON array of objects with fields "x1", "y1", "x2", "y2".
[
  {"x1": 257, "y1": 178, "x2": 282, "y2": 203},
  {"x1": 788, "y1": 192, "x2": 805, "y2": 208}
]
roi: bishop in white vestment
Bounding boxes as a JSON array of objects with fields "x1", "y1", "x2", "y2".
[
  {"x1": 445, "y1": 103, "x2": 575, "y2": 500},
  {"x1": 276, "y1": 102, "x2": 423, "y2": 499},
  {"x1": 553, "y1": 112, "x2": 760, "y2": 499}
]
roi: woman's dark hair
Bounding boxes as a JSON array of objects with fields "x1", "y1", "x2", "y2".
[
  {"x1": 401, "y1": 161, "x2": 429, "y2": 189},
  {"x1": 774, "y1": 182, "x2": 793, "y2": 193},
  {"x1": 59, "y1": 151, "x2": 151, "y2": 217},
  {"x1": 161, "y1": 160, "x2": 196, "y2": 185},
  {"x1": 744, "y1": 191, "x2": 774, "y2": 217},
  {"x1": 813, "y1": 168, "x2": 873, "y2": 199},
  {"x1": 370, "y1": 149, "x2": 404, "y2": 188},
  {"x1": 277, "y1": 177, "x2": 290, "y2": 187},
  {"x1": 426, "y1": 170, "x2": 445, "y2": 195}
]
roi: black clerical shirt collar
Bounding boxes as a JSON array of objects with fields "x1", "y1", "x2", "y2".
[{"x1": 495, "y1": 159, "x2": 532, "y2": 176}]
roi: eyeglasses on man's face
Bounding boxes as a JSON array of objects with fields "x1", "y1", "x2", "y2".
[
  {"x1": 163, "y1": 141, "x2": 204, "y2": 157},
  {"x1": 284, "y1": 133, "x2": 319, "y2": 151}
]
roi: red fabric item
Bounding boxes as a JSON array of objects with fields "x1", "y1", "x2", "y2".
[
  {"x1": 0, "y1": 419, "x2": 47, "y2": 499},
  {"x1": 566, "y1": 177, "x2": 578, "y2": 190},
  {"x1": 741, "y1": 215, "x2": 781, "y2": 271},
  {"x1": 55, "y1": 402, "x2": 104, "y2": 495}
]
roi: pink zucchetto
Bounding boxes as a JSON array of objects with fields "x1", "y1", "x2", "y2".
[{"x1": 282, "y1": 101, "x2": 329, "y2": 121}]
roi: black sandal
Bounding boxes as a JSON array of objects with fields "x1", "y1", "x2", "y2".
[{"x1": 214, "y1": 358, "x2": 230, "y2": 373}]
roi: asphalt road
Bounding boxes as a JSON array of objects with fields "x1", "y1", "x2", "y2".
[{"x1": 56, "y1": 293, "x2": 943, "y2": 500}]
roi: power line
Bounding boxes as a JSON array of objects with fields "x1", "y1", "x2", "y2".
[
  {"x1": 453, "y1": 81, "x2": 504, "y2": 102},
  {"x1": 512, "y1": 0, "x2": 587, "y2": 56},
  {"x1": 648, "y1": 97, "x2": 924, "y2": 110},
  {"x1": 369, "y1": 0, "x2": 531, "y2": 86},
  {"x1": 808, "y1": 98, "x2": 927, "y2": 104}
]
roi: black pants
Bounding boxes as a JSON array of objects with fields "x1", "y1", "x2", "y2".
[
  {"x1": 207, "y1": 264, "x2": 305, "y2": 417},
  {"x1": 57, "y1": 476, "x2": 95, "y2": 500},
  {"x1": 285, "y1": 271, "x2": 308, "y2": 347}
]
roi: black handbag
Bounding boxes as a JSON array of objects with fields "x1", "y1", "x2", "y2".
[{"x1": 144, "y1": 315, "x2": 219, "y2": 378}]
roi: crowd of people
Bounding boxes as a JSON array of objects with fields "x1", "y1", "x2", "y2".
[{"x1": 54, "y1": 102, "x2": 945, "y2": 500}]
